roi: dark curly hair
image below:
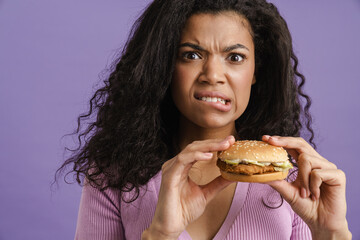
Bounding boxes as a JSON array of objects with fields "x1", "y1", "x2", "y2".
[{"x1": 56, "y1": 0, "x2": 314, "y2": 202}]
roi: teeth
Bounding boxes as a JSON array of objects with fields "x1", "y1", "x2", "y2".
[{"x1": 199, "y1": 96, "x2": 226, "y2": 105}]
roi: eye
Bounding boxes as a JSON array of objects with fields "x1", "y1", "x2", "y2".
[
  {"x1": 182, "y1": 52, "x2": 201, "y2": 60},
  {"x1": 227, "y1": 53, "x2": 245, "y2": 63}
]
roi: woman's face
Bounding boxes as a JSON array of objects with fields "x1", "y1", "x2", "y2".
[{"x1": 171, "y1": 12, "x2": 255, "y2": 130}]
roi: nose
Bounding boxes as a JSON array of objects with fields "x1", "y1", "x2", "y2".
[{"x1": 198, "y1": 56, "x2": 226, "y2": 85}]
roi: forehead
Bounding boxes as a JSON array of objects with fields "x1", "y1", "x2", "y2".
[{"x1": 180, "y1": 11, "x2": 254, "y2": 49}]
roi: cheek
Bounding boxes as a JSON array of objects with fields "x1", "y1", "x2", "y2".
[
  {"x1": 230, "y1": 69, "x2": 255, "y2": 113},
  {"x1": 171, "y1": 63, "x2": 199, "y2": 95}
]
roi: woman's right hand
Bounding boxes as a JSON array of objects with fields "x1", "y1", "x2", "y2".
[{"x1": 142, "y1": 136, "x2": 235, "y2": 239}]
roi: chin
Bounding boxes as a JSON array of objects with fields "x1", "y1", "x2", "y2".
[
  {"x1": 177, "y1": 104, "x2": 243, "y2": 130},
  {"x1": 191, "y1": 114, "x2": 236, "y2": 130}
]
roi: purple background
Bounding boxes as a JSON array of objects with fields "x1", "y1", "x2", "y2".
[{"x1": 0, "y1": 0, "x2": 359, "y2": 239}]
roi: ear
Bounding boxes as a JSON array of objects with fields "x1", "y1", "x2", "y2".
[{"x1": 251, "y1": 75, "x2": 256, "y2": 85}]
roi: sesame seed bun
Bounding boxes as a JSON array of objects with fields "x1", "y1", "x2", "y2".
[
  {"x1": 217, "y1": 140, "x2": 291, "y2": 183},
  {"x1": 217, "y1": 140, "x2": 288, "y2": 163}
]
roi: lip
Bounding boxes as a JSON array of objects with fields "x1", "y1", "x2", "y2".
[
  {"x1": 194, "y1": 91, "x2": 231, "y2": 101},
  {"x1": 194, "y1": 90, "x2": 232, "y2": 112}
]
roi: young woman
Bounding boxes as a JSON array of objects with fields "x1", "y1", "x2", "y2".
[{"x1": 58, "y1": 0, "x2": 351, "y2": 239}]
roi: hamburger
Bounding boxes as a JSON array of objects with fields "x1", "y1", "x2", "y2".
[{"x1": 217, "y1": 140, "x2": 293, "y2": 182}]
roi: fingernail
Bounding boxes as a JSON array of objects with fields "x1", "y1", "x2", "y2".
[
  {"x1": 270, "y1": 136, "x2": 279, "y2": 140},
  {"x1": 311, "y1": 194, "x2": 317, "y2": 201},
  {"x1": 203, "y1": 152, "x2": 213, "y2": 158},
  {"x1": 263, "y1": 135, "x2": 270, "y2": 139},
  {"x1": 225, "y1": 135, "x2": 234, "y2": 141}
]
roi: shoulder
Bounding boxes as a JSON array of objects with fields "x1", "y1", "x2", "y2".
[
  {"x1": 78, "y1": 172, "x2": 162, "y2": 219},
  {"x1": 121, "y1": 171, "x2": 162, "y2": 203},
  {"x1": 75, "y1": 182, "x2": 124, "y2": 239},
  {"x1": 76, "y1": 173, "x2": 162, "y2": 240},
  {"x1": 120, "y1": 172, "x2": 162, "y2": 239},
  {"x1": 80, "y1": 181, "x2": 122, "y2": 214}
]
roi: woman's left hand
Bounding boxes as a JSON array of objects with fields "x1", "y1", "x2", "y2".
[{"x1": 262, "y1": 135, "x2": 351, "y2": 240}]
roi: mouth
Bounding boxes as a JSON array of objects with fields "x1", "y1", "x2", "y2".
[
  {"x1": 195, "y1": 96, "x2": 228, "y2": 105},
  {"x1": 194, "y1": 91, "x2": 231, "y2": 106}
]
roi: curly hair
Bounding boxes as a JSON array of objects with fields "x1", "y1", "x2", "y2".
[{"x1": 56, "y1": 0, "x2": 314, "y2": 202}]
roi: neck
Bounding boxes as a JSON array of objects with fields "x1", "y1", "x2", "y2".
[{"x1": 176, "y1": 116, "x2": 237, "y2": 152}]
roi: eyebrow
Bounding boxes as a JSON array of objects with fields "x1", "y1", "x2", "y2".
[
  {"x1": 179, "y1": 42, "x2": 205, "y2": 51},
  {"x1": 223, "y1": 44, "x2": 249, "y2": 52},
  {"x1": 178, "y1": 42, "x2": 249, "y2": 52}
]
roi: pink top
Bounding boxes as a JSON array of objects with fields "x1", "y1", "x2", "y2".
[{"x1": 75, "y1": 172, "x2": 311, "y2": 239}]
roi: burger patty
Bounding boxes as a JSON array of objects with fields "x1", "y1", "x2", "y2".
[{"x1": 217, "y1": 159, "x2": 276, "y2": 175}]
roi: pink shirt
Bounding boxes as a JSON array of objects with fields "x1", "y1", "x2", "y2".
[{"x1": 75, "y1": 172, "x2": 311, "y2": 239}]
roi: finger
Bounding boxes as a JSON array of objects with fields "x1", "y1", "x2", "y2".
[
  {"x1": 169, "y1": 151, "x2": 214, "y2": 177},
  {"x1": 309, "y1": 169, "x2": 322, "y2": 200},
  {"x1": 262, "y1": 135, "x2": 299, "y2": 160},
  {"x1": 201, "y1": 175, "x2": 234, "y2": 203},
  {"x1": 163, "y1": 136, "x2": 235, "y2": 182},
  {"x1": 296, "y1": 153, "x2": 337, "y2": 197},
  {"x1": 166, "y1": 136, "x2": 233, "y2": 169},
  {"x1": 309, "y1": 169, "x2": 346, "y2": 200},
  {"x1": 263, "y1": 135, "x2": 319, "y2": 159},
  {"x1": 186, "y1": 135, "x2": 235, "y2": 153},
  {"x1": 179, "y1": 136, "x2": 235, "y2": 167},
  {"x1": 296, "y1": 153, "x2": 313, "y2": 198}
]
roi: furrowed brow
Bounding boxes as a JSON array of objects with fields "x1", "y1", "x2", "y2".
[
  {"x1": 223, "y1": 44, "x2": 249, "y2": 52},
  {"x1": 178, "y1": 42, "x2": 205, "y2": 51}
]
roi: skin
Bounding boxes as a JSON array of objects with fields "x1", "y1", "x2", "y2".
[
  {"x1": 142, "y1": 12, "x2": 351, "y2": 240},
  {"x1": 263, "y1": 135, "x2": 351, "y2": 240},
  {"x1": 171, "y1": 11, "x2": 255, "y2": 145}
]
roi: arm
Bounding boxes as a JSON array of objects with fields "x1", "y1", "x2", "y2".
[
  {"x1": 142, "y1": 136, "x2": 235, "y2": 239},
  {"x1": 263, "y1": 135, "x2": 352, "y2": 240},
  {"x1": 75, "y1": 182, "x2": 125, "y2": 240}
]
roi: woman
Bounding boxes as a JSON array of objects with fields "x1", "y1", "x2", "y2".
[{"x1": 58, "y1": 0, "x2": 351, "y2": 239}]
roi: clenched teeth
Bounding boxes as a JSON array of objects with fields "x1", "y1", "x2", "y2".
[{"x1": 200, "y1": 97, "x2": 226, "y2": 105}]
